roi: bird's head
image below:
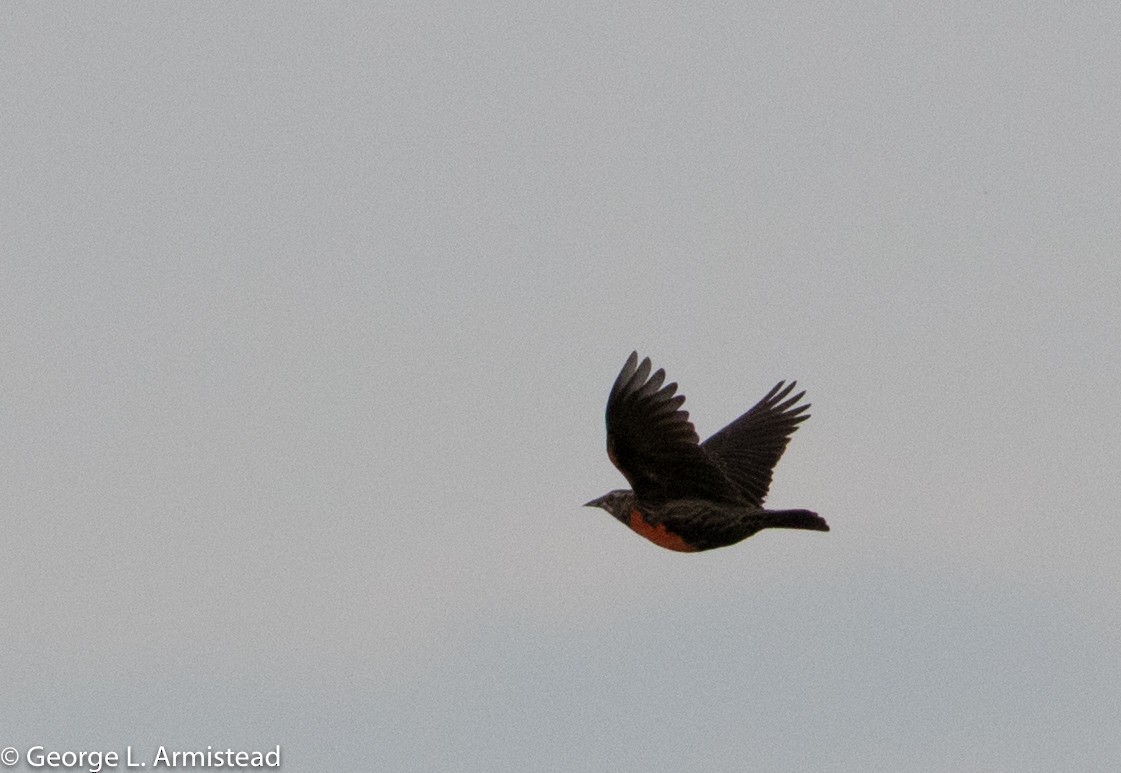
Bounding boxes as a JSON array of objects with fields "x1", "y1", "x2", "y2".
[{"x1": 583, "y1": 489, "x2": 634, "y2": 523}]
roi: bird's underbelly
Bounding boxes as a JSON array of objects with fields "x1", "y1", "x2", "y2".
[{"x1": 627, "y1": 508, "x2": 697, "y2": 552}]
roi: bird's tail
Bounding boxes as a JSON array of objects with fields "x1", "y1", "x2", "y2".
[{"x1": 763, "y1": 509, "x2": 829, "y2": 532}]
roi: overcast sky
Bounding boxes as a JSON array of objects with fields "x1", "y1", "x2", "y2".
[{"x1": 3, "y1": 4, "x2": 1119, "y2": 771}]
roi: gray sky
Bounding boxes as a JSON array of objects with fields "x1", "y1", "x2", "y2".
[{"x1": 3, "y1": 4, "x2": 1119, "y2": 771}]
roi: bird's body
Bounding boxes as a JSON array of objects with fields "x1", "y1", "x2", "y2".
[{"x1": 585, "y1": 352, "x2": 828, "y2": 552}]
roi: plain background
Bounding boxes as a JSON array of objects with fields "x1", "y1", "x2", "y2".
[{"x1": 3, "y1": 4, "x2": 1119, "y2": 771}]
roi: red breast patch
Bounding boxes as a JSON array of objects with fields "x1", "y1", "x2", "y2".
[{"x1": 627, "y1": 509, "x2": 697, "y2": 552}]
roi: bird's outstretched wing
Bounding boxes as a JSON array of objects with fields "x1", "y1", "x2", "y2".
[
  {"x1": 701, "y1": 381, "x2": 809, "y2": 507},
  {"x1": 605, "y1": 352, "x2": 738, "y2": 505}
]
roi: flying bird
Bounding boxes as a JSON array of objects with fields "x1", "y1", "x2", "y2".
[{"x1": 585, "y1": 352, "x2": 828, "y2": 552}]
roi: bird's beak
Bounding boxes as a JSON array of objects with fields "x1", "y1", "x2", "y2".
[{"x1": 583, "y1": 497, "x2": 601, "y2": 508}]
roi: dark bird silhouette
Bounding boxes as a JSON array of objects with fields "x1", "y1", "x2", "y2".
[{"x1": 585, "y1": 352, "x2": 828, "y2": 552}]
